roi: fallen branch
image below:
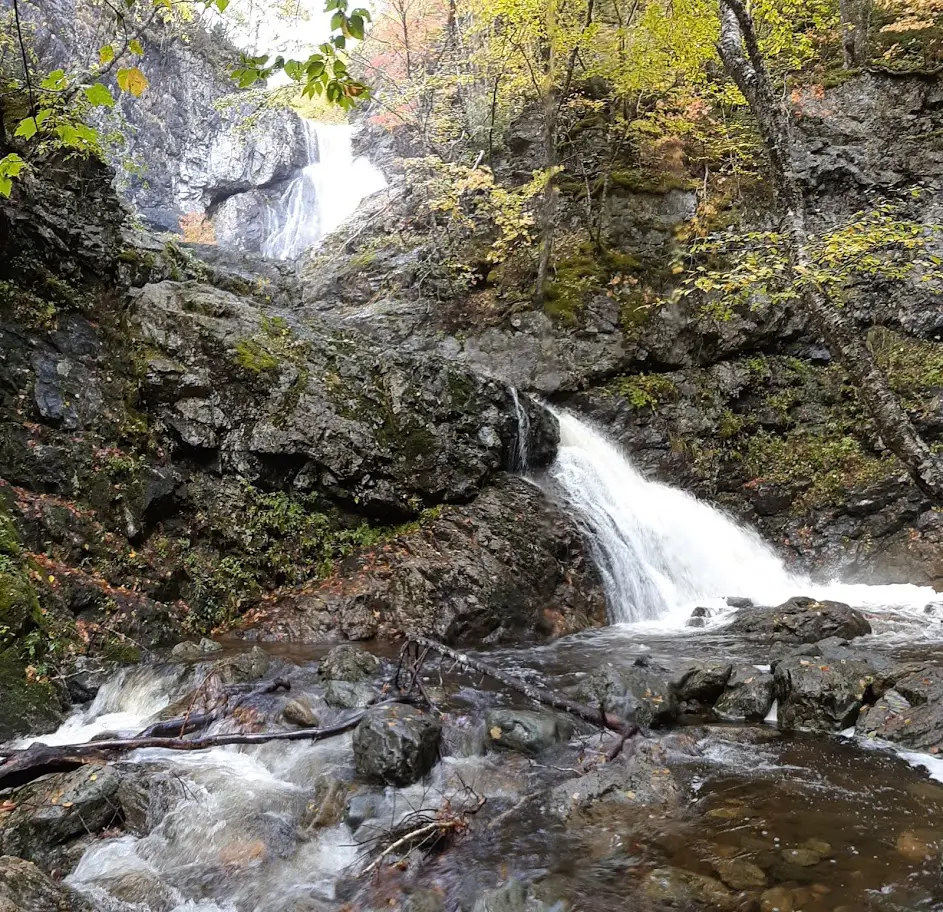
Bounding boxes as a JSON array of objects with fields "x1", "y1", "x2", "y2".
[
  {"x1": 407, "y1": 636, "x2": 639, "y2": 737},
  {"x1": 0, "y1": 698, "x2": 402, "y2": 792}
]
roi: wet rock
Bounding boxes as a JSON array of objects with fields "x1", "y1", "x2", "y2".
[
  {"x1": 301, "y1": 777, "x2": 351, "y2": 830},
  {"x1": 93, "y1": 870, "x2": 178, "y2": 912},
  {"x1": 0, "y1": 764, "x2": 122, "y2": 873},
  {"x1": 781, "y1": 847, "x2": 821, "y2": 867},
  {"x1": 318, "y1": 644, "x2": 380, "y2": 682},
  {"x1": 344, "y1": 789, "x2": 387, "y2": 830},
  {"x1": 324, "y1": 680, "x2": 375, "y2": 709},
  {"x1": 62, "y1": 657, "x2": 116, "y2": 705},
  {"x1": 212, "y1": 646, "x2": 270, "y2": 684},
  {"x1": 352, "y1": 704, "x2": 442, "y2": 786},
  {"x1": 0, "y1": 855, "x2": 98, "y2": 912},
  {"x1": 550, "y1": 739, "x2": 685, "y2": 815},
  {"x1": 0, "y1": 649, "x2": 64, "y2": 742},
  {"x1": 713, "y1": 857, "x2": 767, "y2": 890},
  {"x1": 641, "y1": 867, "x2": 738, "y2": 910},
  {"x1": 171, "y1": 640, "x2": 210, "y2": 661},
  {"x1": 728, "y1": 596, "x2": 871, "y2": 644},
  {"x1": 471, "y1": 879, "x2": 565, "y2": 912},
  {"x1": 725, "y1": 597, "x2": 754, "y2": 610},
  {"x1": 577, "y1": 662, "x2": 679, "y2": 727},
  {"x1": 282, "y1": 697, "x2": 319, "y2": 727},
  {"x1": 774, "y1": 654, "x2": 874, "y2": 732},
  {"x1": 116, "y1": 764, "x2": 190, "y2": 836},
  {"x1": 484, "y1": 709, "x2": 570, "y2": 755},
  {"x1": 713, "y1": 665, "x2": 775, "y2": 721},
  {"x1": 671, "y1": 662, "x2": 733, "y2": 707},
  {"x1": 760, "y1": 886, "x2": 796, "y2": 912},
  {"x1": 855, "y1": 666, "x2": 943, "y2": 750}
]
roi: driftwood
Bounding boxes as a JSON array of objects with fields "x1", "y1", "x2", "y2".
[{"x1": 406, "y1": 635, "x2": 639, "y2": 738}]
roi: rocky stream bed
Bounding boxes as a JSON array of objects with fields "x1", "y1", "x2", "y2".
[{"x1": 5, "y1": 597, "x2": 943, "y2": 912}]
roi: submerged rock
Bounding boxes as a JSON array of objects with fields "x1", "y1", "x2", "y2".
[
  {"x1": 484, "y1": 709, "x2": 570, "y2": 755},
  {"x1": 729, "y1": 596, "x2": 871, "y2": 644},
  {"x1": 352, "y1": 704, "x2": 442, "y2": 786},
  {"x1": 318, "y1": 644, "x2": 380, "y2": 682},
  {"x1": 472, "y1": 879, "x2": 566, "y2": 912},
  {"x1": 641, "y1": 866, "x2": 738, "y2": 910},
  {"x1": 713, "y1": 665, "x2": 775, "y2": 722}
]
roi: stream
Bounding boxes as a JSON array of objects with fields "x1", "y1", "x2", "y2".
[{"x1": 9, "y1": 412, "x2": 943, "y2": 911}]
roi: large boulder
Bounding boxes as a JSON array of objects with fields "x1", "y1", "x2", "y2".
[
  {"x1": 0, "y1": 765, "x2": 123, "y2": 874},
  {"x1": 0, "y1": 855, "x2": 99, "y2": 912},
  {"x1": 576, "y1": 661, "x2": 679, "y2": 727},
  {"x1": 774, "y1": 654, "x2": 875, "y2": 732},
  {"x1": 713, "y1": 665, "x2": 775, "y2": 722},
  {"x1": 352, "y1": 704, "x2": 442, "y2": 786},
  {"x1": 855, "y1": 666, "x2": 943, "y2": 751},
  {"x1": 318, "y1": 645, "x2": 380, "y2": 682},
  {"x1": 728, "y1": 596, "x2": 871, "y2": 644}
]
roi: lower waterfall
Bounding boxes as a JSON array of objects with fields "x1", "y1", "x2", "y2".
[
  {"x1": 262, "y1": 122, "x2": 386, "y2": 260},
  {"x1": 548, "y1": 408, "x2": 938, "y2": 626}
]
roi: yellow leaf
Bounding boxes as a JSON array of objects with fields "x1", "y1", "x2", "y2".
[
  {"x1": 489, "y1": 726, "x2": 502, "y2": 740},
  {"x1": 117, "y1": 67, "x2": 149, "y2": 97},
  {"x1": 48, "y1": 575, "x2": 55, "y2": 584},
  {"x1": 99, "y1": 44, "x2": 115, "y2": 65}
]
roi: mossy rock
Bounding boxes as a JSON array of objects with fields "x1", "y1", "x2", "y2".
[
  {"x1": 0, "y1": 648, "x2": 64, "y2": 742},
  {"x1": 0, "y1": 559, "x2": 41, "y2": 647}
]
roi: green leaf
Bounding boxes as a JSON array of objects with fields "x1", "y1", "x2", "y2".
[
  {"x1": 129, "y1": 38, "x2": 144, "y2": 56},
  {"x1": 40, "y1": 70, "x2": 67, "y2": 91},
  {"x1": 84, "y1": 83, "x2": 115, "y2": 108},
  {"x1": 333, "y1": 34, "x2": 346, "y2": 49},
  {"x1": 330, "y1": 10, "x2": 344, "y2": 30},
  {"x1": 214, "y1": 0, "x2": 229, "y2": 10},
  {"x1": 347, "y1": 14, "x2": 364, "y2": 39},
  {"x1": 14, "y1": 117, "x2": 37, "y2": 140}
]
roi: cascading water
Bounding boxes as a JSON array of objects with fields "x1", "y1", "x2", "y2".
[
  {"x1": 548, "y1": 408, "x2": 939, "y2": 627},
  {"x1": 509, "y1": 388, "x2": 531, "y2": 473},
  {"x1": 261, "y1": 121, "x2": 387, "y2": 261}
]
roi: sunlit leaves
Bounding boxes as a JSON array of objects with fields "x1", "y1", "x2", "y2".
[
  {"x1": 84, "y1": 83, "x2": 116, "y2": 107},
  {"x1": 0, "y1": 154, "x2": 26, "y2": 198},
  {"x1": 116, "y1": 66, "x2": 149, "y2": 96},
  {"x1": 99, "y1": 44, "x2": 115, "y2": 65},
  {"x1": 129, "y1": 38, "x2": 145, "y2": 56}
]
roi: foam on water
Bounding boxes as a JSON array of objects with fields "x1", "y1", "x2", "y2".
[{"x1": 548, "y1": 408, "x2": 940, "y2": 628}]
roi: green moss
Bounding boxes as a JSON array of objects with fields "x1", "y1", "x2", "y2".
[
  {"x1": 609, "y1": 169, "x2": 698, "y2": 195},
  {"x1": 234, "y1": 338, "x2": 280, "y2": 373},
  {"x1": 544, "y1": 254, "x2": 605, "y2": 325},
  {"x1": 0, "y1": 648, "x2": 61, "y2": 742},
  {"x1": 869, "y1": 327, "x2": 943, "y2": 412},
  {"x1": 233, "y1": 315, "x2": 308, "y2": 376},
  {"x1": 744, "y1": 431, "x2": 894, "y2": 510},
  {"x1": 610, "y1": 373, "x2": 678, "y2": 410},
  {"x1": 0, "y1": 281, "x2": 58, "y2": 330}
]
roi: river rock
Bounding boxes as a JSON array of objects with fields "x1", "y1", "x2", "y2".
[
  {"x1": 774, "y1": 654, "x2": 875, "y2": 732},
  {"x1": 324, "y1": 680, "x2": 375, "y2": 709},
  {"x1": 0, "y1": 855, "x2": 99, "y2": 912},
  {"x1": 855, "y1": 666, "x2": 943, "y2": 750},
  {"x1": 318, "y1": 644, "x2": 380, "y2": 682},
  {"x1": 713, "y1": 857, "x2": 767, "y2": 890},
  {"x1": 212, "y1": 646, "x2": 270, "y2": 684},
  {"x1": 641, "y1": 867, "x2": 738, "y2": 910},
  {"x1": 484, "y1": 709, "x2": 570, "y2": 755},
  {"x1": 352, "y1": 704, "x2": 442, "y2": 786},
  {"x1": 0, "y1": 764, "x2": 122, "y2": 873},
  {"x1": 576, "y1": 662, "x2": 679, "y2": 726},
  {"x1": 713, "y1": 665, "x2": 775, "y2": 721},
  {"x1": 728, "y1": 596, "x2": 871, "y2": 644},
  {"x1": 116, "y1": 765, "x2": 190, "y2": 836},
  {"x1": 472, "y1": 879, "x2": 565, "y2": 912},
  {"x1": 282, "y1": 697, "x2": 319, "y2": 727},
  {"x1": 671, "y1": 661, "x2": 733, "y2": 708}
]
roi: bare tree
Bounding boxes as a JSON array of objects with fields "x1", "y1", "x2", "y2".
[
  {"x1": 838, "y1": 0, "x2": 871, "y2": 67},
  {"x1": 717, "y1": 0, "x2": 943, "y2": 501}
]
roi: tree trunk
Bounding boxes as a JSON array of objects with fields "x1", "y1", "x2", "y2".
[
  {"x1": 839, "y1": 0, "x2": 871, "y2": 67},
  {"x1": 534, "y1": 86, "x2": 558, "y2": 302},
  {"x1": 717, "y1": 0, "x2": 943, "y2": 502}
]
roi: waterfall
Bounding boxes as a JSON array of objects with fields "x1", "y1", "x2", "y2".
[
  {"x1": 510, "y1": 388, "x2": 531, "y2": 472},
  {"x1": 548, "y1": 408, "x2": 939, "y2": 626},
  {"x1": 261, "y1": 122, "x2": 387, "y2": 261}
]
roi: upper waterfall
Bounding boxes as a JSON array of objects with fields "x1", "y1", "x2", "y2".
[
  {"x1": 262, "y1": 121, "x2": 387, "y2": 260},
  {"x1": 548, "y1": 409, "x2": 938, "y2": 627}
]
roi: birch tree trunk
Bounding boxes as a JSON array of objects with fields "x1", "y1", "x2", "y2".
[{"x1": 717, "y1": 0, "x2": 943, "y2": 501}]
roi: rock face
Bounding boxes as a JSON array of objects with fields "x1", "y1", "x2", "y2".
[
  {"x1": 21, "y1": 0, "x2": 312, "y2": 235},
  {"x1": 352, "y1": 704, "x2": 442, "y2": 786},
  {"x1": 728, "y1": 597, "x2": 871, "y2": 644},
  {"x1": 244, "y1": 475, "x2": 606, "y2": 644}
]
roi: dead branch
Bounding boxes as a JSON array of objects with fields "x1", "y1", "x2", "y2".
[
  {"x1": 407, "y1": 635, "x2": 639, "y2": 737},
  {"x1": 0, "y1": 697, "x2": 403, "y2": 793}
]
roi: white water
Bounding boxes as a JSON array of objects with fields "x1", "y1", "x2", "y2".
[
  {"x1": 548, "y1": 409, "x2": 940, "y2": 628},
  {"x1": 510, "y1": 388, "x2": 531, "y2": 472},
  {"x1": 261, "y1": 122, "x2": 386, "y2": 261}
]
